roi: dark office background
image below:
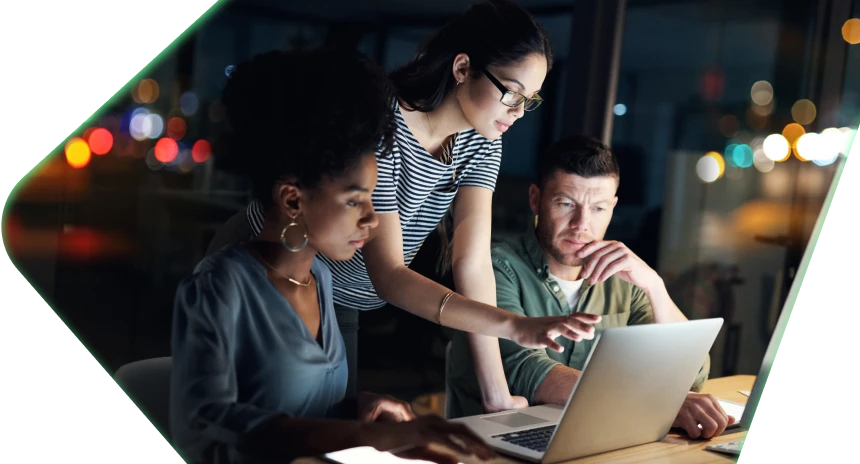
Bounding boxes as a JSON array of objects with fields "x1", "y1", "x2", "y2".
[{"x1": 4, "y1": 0, "x2": 859, "y2": 402}]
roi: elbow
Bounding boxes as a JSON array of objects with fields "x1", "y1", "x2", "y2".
[{"x1": 452, "y1": 254, "x2": 492, "y2": 281}]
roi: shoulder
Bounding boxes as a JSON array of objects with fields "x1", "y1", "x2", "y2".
[
  {"x1": 185, "y1": 245, "x2": 253, "y2": 292},
  {"x1": 458, "y1": 129, "x2": 502, "y2": 156},
  {"x1": 490, "y1": 236, "x2": 526, "y2": 279}
]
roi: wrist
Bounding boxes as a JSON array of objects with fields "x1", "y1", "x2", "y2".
[
  {"x1": 642, "y1": 276, "x2": 668, "y2": 300},
  {"x1": 502, "y1": 312, "x2": 525, "y2": 341}
]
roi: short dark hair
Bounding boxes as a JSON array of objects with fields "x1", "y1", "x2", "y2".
[
  {"x1": 536, "y1": 135, "x2": 620, "y2": 189},
  {"x1": 217, "y1": 47, "x2": 397, "y2": 205},
  {"x1": 390, "y1": 0, "x2": 553, "y2": 113}
]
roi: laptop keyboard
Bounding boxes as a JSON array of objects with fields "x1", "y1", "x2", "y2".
[{"x1": 492, "y1": 425, "x2": 557, "y2": 452}]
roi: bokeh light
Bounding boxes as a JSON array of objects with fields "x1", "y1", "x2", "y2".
[
  {"x1": 136, "y1": 79, "x2": 160, "y2": 104},
  {"x1": 750, "y1": 80, "x2": 774, "y2": 106},
  {"x1": 791, "y1": 99, "x2": 817, "y2": 125},
  {"x1": 145, "y1": 113, "x2": 164, "y2": 139},
  {"x1": 696, "y1": 151, "x2": 725, "y2": 183},
  {"x1": 130, "y1": 108, "x2": 151, "y2": 141},
  {"x1": 753, "y1": 143, "x2": 775, "y2": 173},
  {"x1": 613, "y1": 104, "x2": 627, "y2": 116},
  {"x1": 225, "y1": 65, "x2": 235, "y2": 77},
  {"x1": 145, "y1": 148, "x2": 162, "y2": 171},
  {"x1": 794, "y1": 132, "x2": 821, "y2": 161},
  {"x1": 167, "y1": 117, "x2": 187, "y2": 140},
  {"x1": 763, "y1": 133, "x2": 791, "y2": 161},
  {"x1": 88, "y1": 128, "x2": 113, "y2": 155},
  {"x1": 843, "y1": 18, "x2": 860, "y2": 45},
  {"x1": 65, "y1": 137, "x2": 91, "y2": 169},
  {"x1": 192, "y1": 139, "x2": 212, "y2": 163},
  {"x1": 180, "y1": 91, "x2": 199, "y2": 116},
  {"x1": 751, "y1": 100, "x2": 775, "y2": 117},
  {"x1": 732, "y1": 144, "x2": 754, "y2": 168},
  {"x1": 155, "y1": 137, "x2": 179, "y2": 163},
  {"x1": 782, "y1": 123, "x2": 806, "y2": 146}
]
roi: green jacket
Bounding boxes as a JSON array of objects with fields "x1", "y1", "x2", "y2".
[{"x1": 445, "y1": 223, "x2": 710, "y2": 418}]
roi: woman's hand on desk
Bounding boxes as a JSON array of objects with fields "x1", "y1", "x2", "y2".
[
  {"x1": 511, "y1": 313, "x2": 602, "y2": 352},
  {"x1": 357, "y1": 392, "x2": 416, "y2": 422},
  {"x1": 362, "y1": 414, "x2": 499, "y2": 464}
]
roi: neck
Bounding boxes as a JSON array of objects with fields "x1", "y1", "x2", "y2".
[
  {"x1": 401, "y1": 93, "x2": 471, "y2": 150},
  {"x1": 546, "y1": 253, "x2": 584, "y2": 282},
  {"x1": 251, "y1": 220, "x2": 316, "y2": 284}
]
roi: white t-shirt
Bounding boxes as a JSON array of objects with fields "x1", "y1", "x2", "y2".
[{"x1": 549, "y1": 273, "x2": 585, "y2": 310}]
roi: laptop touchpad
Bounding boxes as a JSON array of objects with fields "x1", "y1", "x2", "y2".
[{"x1": 483, "y1": 412, "x2": 548, "y2": 428}]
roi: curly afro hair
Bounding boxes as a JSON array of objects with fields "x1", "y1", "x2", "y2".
[{"x1": 217, "y1": 47, "x2": 397, "y2": 205}]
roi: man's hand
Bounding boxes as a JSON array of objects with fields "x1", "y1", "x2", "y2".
[
  {"x1": 577, "y1": 240, "x2": 660, "y2": 290},
  {"x1": 356, "y1": 392, "x2": 416, "y2": 423},
  {"x1": 673, "y1": 392, "x2": 736, "y2": 439}
]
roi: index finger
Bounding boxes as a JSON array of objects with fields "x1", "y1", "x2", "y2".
[
  {"x1": 568, "y1": 312, "x2": 601, "y2": 323},
  {"x1": 576, "y1": 240, "x2": 611, "y2": 258}
]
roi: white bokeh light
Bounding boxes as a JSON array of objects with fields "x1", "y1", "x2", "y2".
[
  {"x1": 697, "y1": 154, "x2": 721, "y2": 182},
  {"x1": 763, "y1": 133, "x2": 790, "y2": 161}
]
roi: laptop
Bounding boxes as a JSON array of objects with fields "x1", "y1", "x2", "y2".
[{"x1": 450, "y1": 318, "x2": 724, "y2": 463}]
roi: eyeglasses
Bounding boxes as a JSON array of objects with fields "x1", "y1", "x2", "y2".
[{"x1": 482, "y1": 69, "x2": 543, "y2": 111}]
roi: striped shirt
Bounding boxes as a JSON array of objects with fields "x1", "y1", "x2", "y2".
[{"x1": 247, "y1": 102, "x2": 503, "y2": 310}]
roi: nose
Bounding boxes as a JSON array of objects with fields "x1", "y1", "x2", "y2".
[
  {"x1": 360, "y1": 206, "x2": 379, "y2": 230},
  {"x1": 510, "y1": 102, "x2": 525, "y2": 119},
  {"x1": 569, "y1": 207, "x2": 588, "y2": 230}
]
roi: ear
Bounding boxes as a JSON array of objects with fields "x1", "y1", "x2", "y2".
[
  {"x1": 274, "y1": 181, "x2": 302, "y2": 220},
  {"x1": 612, "y1": 196, "x2": 619, "y2": 208},
  {"x1": 452, "y1": 53, "x2": 471, "y2": 84},
  {"x1": 528, "y1": 184, "x2": 541, "y2": 216}
]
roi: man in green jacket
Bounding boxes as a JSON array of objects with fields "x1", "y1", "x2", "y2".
[{"x1": 446, "y1": 135, "x2": 735, "y2": 439}]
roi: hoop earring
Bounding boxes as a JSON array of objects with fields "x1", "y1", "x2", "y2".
[{"x1": 280, "y1": 218, "x2": 308, "y2": 252}]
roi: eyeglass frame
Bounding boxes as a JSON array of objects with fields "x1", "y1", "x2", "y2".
[{"x1": 481, "y1": 69, "x2": 544, "y2": 111}]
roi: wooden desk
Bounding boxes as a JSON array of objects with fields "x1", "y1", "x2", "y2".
[{"x1": 297, "y1": 375, "x2": 754, "y2": 464}]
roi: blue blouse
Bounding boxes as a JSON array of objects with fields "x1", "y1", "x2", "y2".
[{"x1": 169, "y1": 244, "x2": 348, "y2": 464}]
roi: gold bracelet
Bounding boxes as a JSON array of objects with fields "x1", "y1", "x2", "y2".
[{"x1": 437, "y1": 292, "x2": 454, "y2": 325}]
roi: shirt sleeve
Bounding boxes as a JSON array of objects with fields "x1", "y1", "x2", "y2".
[
  {"x1": 628, "y1": 285, "x2": 709, "y2": 391},
  {"x1": 170, "y1": 268, "x2": 283, "y2": 456},
  {"x1": 458, "y1": 137, "x2": 502, "y2": 192},
  {"x1": 371, "y1": 149, "x2": 401, "y2": 214},
  {"x1": 493, "y1": 255, "x2": 563, "y2": 404}
]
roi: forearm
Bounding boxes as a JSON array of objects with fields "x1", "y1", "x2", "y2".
[
  {"x1": 453, "y1": 258, "x2": 513, "y2": 408},
  {"x1": 644, "y1": 278, "x2": 688, "y2": 323},
  {"x1": 533, "y1": 365, "x2": 581, "y2": 406},
  {"x1": 371, "y1": 264, "x2": 520, "y2": 339}
]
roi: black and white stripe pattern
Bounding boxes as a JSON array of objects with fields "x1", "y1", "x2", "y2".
[{"x1": 247, "y1": 101, "x2": 502, "y2": 310}]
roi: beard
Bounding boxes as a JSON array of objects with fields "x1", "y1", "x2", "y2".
[{"x1": 536, "y1": 223, "x2": 594, "y2": 267}]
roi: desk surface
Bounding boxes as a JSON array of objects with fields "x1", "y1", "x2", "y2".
[{"x1": 297, "y1": 375, "x2": 754, "y2": 464}]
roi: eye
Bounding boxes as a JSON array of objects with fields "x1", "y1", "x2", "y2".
[
  {"x1": 593, "y1": 207, "x2": 605, "y2": 212},
  {"x1": 347, "y1": 200, "x2": 359, "y2": 207}
]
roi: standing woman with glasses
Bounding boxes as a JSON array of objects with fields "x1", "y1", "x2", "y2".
[{"x1": 208, "y1": 0, "x2": 600, "y2": 414}]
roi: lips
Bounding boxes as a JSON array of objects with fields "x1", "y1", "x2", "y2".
[{"x1": 495, "y1": 121, "x2": 512, "y2": 132}]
